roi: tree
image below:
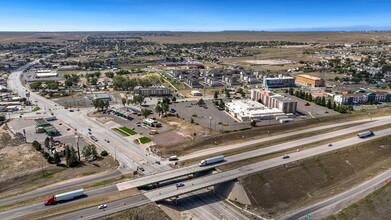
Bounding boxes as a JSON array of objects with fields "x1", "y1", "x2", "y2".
[
  {"x1": 0, "y1": 114, "x2": 5, "y2": 121},
  {"x1": 82, "y1": 144, "x2": 97, "y2": 158},
  {"x1": 65, "y1": 145, "x2": 79, "y2": 167},
  {"x1": 141, "y1": 108, "x2": 152, "y2": 118},
  {"x1": 53, "y1": 152, "x2": 61, "y2": 165},
  {"x1": 161, "y1": 103, "x2": 169, "y2": 115},
  {"x1": 104, "y1": 101, "x2": 110, "y2": 110},
  {"x1": 172, "y1": 96, "x2": 176, "y2": 102},
  {"x1": 121, "y1": 97, "x2": 127, "y2": 107},
  {"x1": 155, "y1": 104, "x2": 163, "y2": 116},
  {"x1": 214, "y1": 91, "x2": 219, "y2": 99},
  {"x1": 32, "y1": 140, "x2": 42, "y2": 151},
  {"x1": 250, "y1": 120, "x2": 256, "y2": 127},
  {"x1": 105, "y1": 72, "x2": 114, "y2": 78},
  {"x1": 30, "y1": 81, "x2": 42, "y2": 90},
  {"x1": 191, "y1": 118, "x2": 194, "y2": 123},
  {"x1": 321, "y1": 96, "x2": 326, "y2": 106},
  {"x1": 89, "y1": 77, "x2": 98, "y2": 85},
  {"x1": 288, "y1": 87, "x2": 294, "y2": 95},
  {"x1": 197, "y1": 98, "x2": 205, "y2": 106},
  {"x1": 44, "y1": 137, "x2": 50, "y2": 150},
  {"x1": 131, "y1": 95, "x2": 145, "y2": 106},
  {"x1": 326, "y1": 99, "x2": 332, "y2": 109},
  {"x1": 225, "y1": 90, "x2": 230, "y2": 98},
  {"x1": 92, "y1": 99, "x2": 105, "y2": 111}
]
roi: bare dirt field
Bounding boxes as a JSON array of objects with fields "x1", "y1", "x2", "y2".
[
  {"x1": 150, "y1": 131, "x2": 185, "y2": 147},
  {"x1": 245, "y1": 59, "x2": 294, "y2": 65},
  {"x1": 0, "y1": 32, "x2": 85, "y2": 43},
  {"x1": 240, "y1": 135, "x2": 391, "y2": 218},
  {"x1": 143, "y1": 31, "x2": 391, "y2": 44},
  {"x1": 2, "y1": 31, "x2": 391, "y2": 44},
  {"x1": 0, "y1": 125, "x2": 118, "y2": 198}
]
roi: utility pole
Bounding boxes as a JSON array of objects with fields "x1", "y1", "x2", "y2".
[{"x1": 75, "y1": 133, "x2": 80, "y2": 161}]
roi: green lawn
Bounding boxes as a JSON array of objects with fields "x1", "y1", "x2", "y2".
[
  {"x1": 119, "y1": 127, "x2": 137, "y2": 135},
  {"x1": 32, "y1": 107, "x2": 41, "y2": 112},
  {"x1": 138, "y1": 137, "x2": 152, "y2": 144},
  {"x1": 112, "y1": 128, "x2": 130, "y2": 136}
]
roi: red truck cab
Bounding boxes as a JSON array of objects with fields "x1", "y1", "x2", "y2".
[
  {"x1": 304, "y1": 102, "x2": 310, "y2": 106},
  {"x1": 44, "y1": 196, "x2": 55, "y2": 205}
]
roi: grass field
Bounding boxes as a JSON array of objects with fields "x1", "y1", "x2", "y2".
[
  {"x1": 138, "y1": 137, "x2": 152, "y2": 144},
  {"x1": 239, "y1": 135, "x2": 391, "y2": 218},
  {"x1": 32, "y1": 107, "x2": 41, "y2": 112},
  {"x1": 118, "y1": 127, "x2": 137, "y2": 135}
]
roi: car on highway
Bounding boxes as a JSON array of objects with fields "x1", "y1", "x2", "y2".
[
  {"x1": 304, "y1": 102, "x2": 310, "y2": 106},
  {"x1": 282, "y1": 154, "x2": 290, "y2": 159},
  {"x1": 88, "y1": 128, "x2": 91, "y2": 131},
  {"x1": 69, "y1": 109, "x2": 74, "y2": 112},
  {"x1": 155, "y1": 161, "x2": 161, "y2": 165},
  {"x1": 176, "y1": 182, "x2": 185, "y2": 187},
  {"x1": 90, "y1": 136, "x2": 98, "y2": 141},
  {"x1": 328, "y1": 143, "x2": 333, "y2": 147},
  {"x1": 98, "y1": 204, "x2": 107, "y2": 209},
  {"x1": 59, "y1": 123, "x2": 62, "y2": 125},
  {"x1": 138, "y1": 167, "x2": 145, "y2": 172}
]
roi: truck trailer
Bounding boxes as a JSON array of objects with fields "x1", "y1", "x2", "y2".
[
  {"x1": 199, "y1": 155, "x2": 224, "y2": 166},
  {"x1": 44, "y1": 189, "x2": 84, "y2": 205}
]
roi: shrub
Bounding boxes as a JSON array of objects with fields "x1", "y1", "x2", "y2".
[{"x1": 101, "y1": 150, "x2": 108, "y2": 156}]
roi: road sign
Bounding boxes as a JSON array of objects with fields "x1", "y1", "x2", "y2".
[{"x1": 306, "y1": 214, "x2": 312, "y2": 219}]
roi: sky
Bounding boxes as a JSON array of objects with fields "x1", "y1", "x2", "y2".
[{"x1": 0, "y1": 0, "x2": 391, "y2": 31}]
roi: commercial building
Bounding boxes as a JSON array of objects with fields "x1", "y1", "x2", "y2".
[
  {"x1": 334, "y1": 91, "x2": 391, "y2": 105},
  {"x1": 91, "y1": 93, "x2": 111, "y2": 101},
  {"x1": 134, "y1": 86, "x2": 171, "y2": 96},
  {"x1": 251, "y1": 89, "x2": 297, "y2": 113},
  {"x1": 295, "y1": 74, "x2": 325, "y2": 87},
  {"x1": 263, "y1": 75, "x2": 295, "y2": 88},
  {"x1": 225, "y1": 99, "x2": 284, "y2": 122},
  {"x1": 35, "y1": 70, "x2": 58, "y2": 78}
]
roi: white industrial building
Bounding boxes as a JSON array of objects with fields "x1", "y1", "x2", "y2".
[
  {"x1": 225, "y1": 99, "x2": 285, "y2": 122},
  {"x1": 35, "y1": 70, "x2": 58, "y2": 78}
]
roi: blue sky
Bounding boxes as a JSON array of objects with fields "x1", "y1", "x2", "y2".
[{"x1": 0, "y1": 0, "x2": 391, "y2": 31}]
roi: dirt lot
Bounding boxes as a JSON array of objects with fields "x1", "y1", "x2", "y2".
[
  {"x1": 324, "y1": 182, "x2": 391, "y2": 220},
  {"x1": 153, "y1": 116, "x2": 214, "y2": 154},
  {"x1": 100, "y1": 203, "x2": 171, "y2": 220},
  {"x1": 239, "y1": 135, "x2": 391, "y2": 218},
  {"x1": 0, "y1": 125, "x2": 118, "y2": 198}
]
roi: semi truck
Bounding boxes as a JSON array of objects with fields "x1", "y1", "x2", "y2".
[
  {"x1": 357, "y1": 130, "x2": 374, "y2": 138},
  {"x1": 44, "y1": 189, "x2": 84, "y2": 205},
  {"x1": 199, "y1": 155, "x2": 224, "y2": 166}
]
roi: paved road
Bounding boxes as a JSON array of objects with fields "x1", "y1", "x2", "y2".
[
  {"x1": 177, "y1": 190, "x2": 249, "y2": 220},
  {"x1": 118, "y1": 116, "x2": 391, "y2": 191},
  {"x1": 5, "y1": 125, "x2": 391, "y2": 219},
  {"x1": 141, "y1": 128, "x2": 391, "y2": 203},
  {"x1": 0, "y1": 170, "x2": 121, "y2": 207},
  {"x1": 180, "y1": 116, "x2": 389, "y2": 161},
  {"x1": 7, "y1": 61, "x2": 166, "y2": 175},
  {"x1": 280, "y1": 166, "x2": 391, "y2": 220},
  {"x1": 0, "y1": 184, "x2": 119, "y2": 220}
]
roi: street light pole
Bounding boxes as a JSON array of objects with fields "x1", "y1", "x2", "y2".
[
  {"x1": 209, "y1": 117, "x2": 213, "y2": 130},
  {"x1": 75, "y1": 133, "x2": 80, "y2": 161}
]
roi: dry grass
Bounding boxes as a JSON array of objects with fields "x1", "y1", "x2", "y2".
[{"x1": 239, "y1": 135, "x2": 391, "y2": 218}]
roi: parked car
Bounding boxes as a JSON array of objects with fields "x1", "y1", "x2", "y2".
[
  {"x1": 88, "y1": 156, "x2": 96, "y2": 162},
  {"x1": 155, "y1": 161, "x2": 161, "y2": 165},
  {"x1": 304, "y1": 102, "x2": 310, "y2": 106}
]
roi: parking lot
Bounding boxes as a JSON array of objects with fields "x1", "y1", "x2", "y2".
[
  {"x1": 170, "y1": 100, "x2": 251, "y2": 131},
  {"x1": 96, "y1": 107, "x2": 171, "y2": 137},
  {"x1": 284, "y1": 94, "x2": 339, "y2": 118},
  {"x1": 7, "y1": 116, "x2": 89, "y2": 148}
]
